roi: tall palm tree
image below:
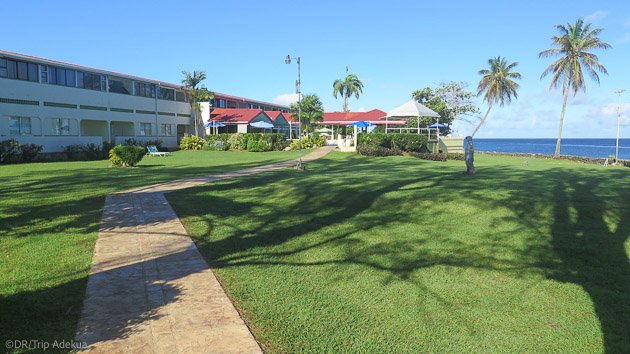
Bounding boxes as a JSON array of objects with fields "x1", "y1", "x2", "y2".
[
  {"x1": 539, "y1": 18, "x2": 611, "y2": 156},
  {"x1": 473, "y1": 56, "x2": 521, "y2": 137},
  {"x1": 181, "y1": 70, "x2": 213, "y2": 136},
  {"x1": 333, "y1": 67, "x2": 364, "y2": 112}
]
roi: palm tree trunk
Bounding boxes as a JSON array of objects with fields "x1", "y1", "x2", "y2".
[
  {"x1": 472, "y1": 101, "x2": 493, "y2": 138},
  {"x1": 343, "y1": 91, "x2": 348, "y2": 112},
  {"x1": 555, "y1": 76, "x2": 570, "y2": 156}
]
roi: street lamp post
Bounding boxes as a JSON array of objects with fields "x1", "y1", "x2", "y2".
[
  {"x1": 285, "y1": 55, "x2": 303, "y2": 169},
  {"x1": 614, "y1": 90, "x2": 626, "y2": 165}
]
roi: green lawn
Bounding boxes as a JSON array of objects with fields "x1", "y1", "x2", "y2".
[
  {"x1": 168, "y1": 152, "x2": 630, "y2": 353},
  {"x1": 0, "y1": 149, "x2": 307, "y2": 351}
]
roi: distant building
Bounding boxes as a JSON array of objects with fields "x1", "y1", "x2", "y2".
[{"x1": 0, "y1": 50, "x2": 288, "y2": 152}]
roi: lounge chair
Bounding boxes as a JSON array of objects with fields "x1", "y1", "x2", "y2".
[{"x1": 146, "y1": 145, "x2": 172, "y2": 157}]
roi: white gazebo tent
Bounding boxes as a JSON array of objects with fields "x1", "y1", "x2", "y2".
[{"x1": 383, "y1": 100, "x2": 441, "y2": 139}]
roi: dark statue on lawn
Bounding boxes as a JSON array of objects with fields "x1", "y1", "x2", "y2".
[{"x1": 464, "y1": 136, "x2": 475, "y2": 175}]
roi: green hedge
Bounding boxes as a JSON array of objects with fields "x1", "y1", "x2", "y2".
[
  {"x1": 215, "y1": 133, "x2": 287, "y2": 151},
  {"x1": 357, "y1": 133, "x2": 428, "y2": 152},
  {"x1": 357, "y1": 145, "x2": 403, "y2": 157},
  {"x1": 109, "y1": 145, "x2": 145, "y2": 167}
]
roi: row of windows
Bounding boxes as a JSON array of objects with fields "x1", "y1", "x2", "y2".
[
  {"x1": 6, "y1": 117, "x2": 175, "y2": 137},
  {"x1": 1, "y1": 57, "x2": 187, "y2": 101}
]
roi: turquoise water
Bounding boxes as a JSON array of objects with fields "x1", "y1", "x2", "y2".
[{"x1": 473, "y1": 138, "x2": 630, "y2": 159}]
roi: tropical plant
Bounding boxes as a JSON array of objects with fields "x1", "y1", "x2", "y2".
[
  {"x1": 182, "y1": 70, "x2": 215, "y2": 136},
  {"x1": 473, "y1": 57, "x2": 521, "y2": 137},
  {"x1": 179, "y1": 133, "x2": 205, "y2": 150},
  {"x1": 333, "y1": 67, "x2": 364, "y2": 112},
  {"x1": 109, "y1": 145, "x2": 145, "y2": 167},
  {"x1": 289, "y1": 94, "x2": 324, "y2": 134},
  {"x1": 539, "y1": 18, "x2": 611, "y2": 156}
]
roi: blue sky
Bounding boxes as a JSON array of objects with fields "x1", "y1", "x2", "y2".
[{"x1": 3, "y1": 0, "x2": 630, "y2": 138}]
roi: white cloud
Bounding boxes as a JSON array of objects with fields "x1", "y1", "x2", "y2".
[
  {"x1": 595, "y1": 103, "x2": 630, "y2": 125},
  {"x1": 585, "y1": 10, "x2": 607, "y2": 22},
  {"x1": 358, "y1": 107, "x2": 366, "y2": 112},
  {"x1": 273, "y1": 93, "x2": 299, "y2": 106}
]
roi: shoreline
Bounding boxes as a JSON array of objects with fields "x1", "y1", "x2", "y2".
[{"x1": 476, "y1": 151, "x2": 629, "y2": 167}]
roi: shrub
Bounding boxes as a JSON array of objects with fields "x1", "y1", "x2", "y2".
[
  {"x1": 123, "y1": 138, "x2": 138, "y2": 146},
  {"x1": 357, "y1": 145, "x2": 403, "y2": 157},
  {"x1": 20, "y1": 144, "x2": 43, "y2": 162},
  {"x1": 110, "y1": 145, "x2": 145, "y2": 167},
  {"x1": 408, "y1": 152, "x2": 447, "y2": 162},
  {"x1": 203, "y1": 141, "x2": 227, "y2": 151},
  {"x1": 357, "y1": 133, "x2": 427, "y2": 152},
  {"x1": 84, "y1": 143, "x2": 102, "y2": 160},
  {"x1": 228, "y1": 133, "x2": 248, "y2": 150},
  {"x1": 290, "y1": 135, "x2": 326, "y2": 150},
  {"x1": 179, "y1": 133, "x2": 205, "y2": 150},
  {"x1": 63, "y1": 145, "x2": 85, "y2": 161},
  {"x1": 247, "y1": 139, "x2": 272, "y2": 152},
  {"x1": 0, "y1": 139, "x2": 21, "y2": 163},
  {"x1": 358, "y1": 133, "x2": 391, "y2": 148},
  {"x1": 205, "y1": 133, "x2": 232, "y2": 150}
]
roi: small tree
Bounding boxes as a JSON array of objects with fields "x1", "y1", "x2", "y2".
[
  {"x1": 182, "y1": 70, "x2": 215, "y2": 136},
  {"x1": 411, "y1": 81, "x2": 480, "y2": 134},
  {"x1": 289, "y1": 94, "x2": 324, "y2": 134}
]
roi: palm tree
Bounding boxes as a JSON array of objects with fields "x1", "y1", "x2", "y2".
[
  {"x1": 289, "y1": 94, "x2": 324, "y2": 134},
  {"x1": 539, "y1": 18, "x2": 611, "y2": 156},
  {"x1": 333, "y1": 67, "x2": 364, "y2": 112},
  {"x1": 181, "y1": 70, "x2": 214, "y2": 136},
  {"x1": 473, "y1": 56, "x2": 521, "y2": 137}
]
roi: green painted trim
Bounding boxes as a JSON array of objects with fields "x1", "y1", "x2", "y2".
[
  {"x1": 80, "y1": 105, "x2": 107, "y2": 111},
  {"x1": 177, "y1": 113, "x2": 191, "y2": 117},
  {"x1": 0, "y1": 98, "x2": 39, "y2": 106},
  {"x1": 136, "y1": 110, "x2": 156, "y2": 115},
  {"x1": 44, "y1": 101, "x2": 77, "y2": 109},
  {"x1": 158, "y1": 111, "x2": 176, "y2": 116},
  {"x1": 110, "y1": 107, "x2": 134, "y2": 113}
]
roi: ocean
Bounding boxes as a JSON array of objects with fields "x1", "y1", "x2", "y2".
[{"x1": 472, "y1": 138, "x2": 630, "y2": 160}]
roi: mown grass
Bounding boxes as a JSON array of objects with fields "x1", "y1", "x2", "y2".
[
  {"x1": 168, "y1": 152, "x2": 630, "y2": 353},
  {"x1": 0, "y1": 149, "x2": 308, "y2": 351}
]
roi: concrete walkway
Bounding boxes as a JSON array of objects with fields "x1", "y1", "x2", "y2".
[{"x1": 76, "y1": 146, "x2": 336, "y2": 353}]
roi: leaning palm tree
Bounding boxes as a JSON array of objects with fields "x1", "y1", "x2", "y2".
[
  {"x1": 181, "y1": 70, "x2": 213, "y2": 136},
  {"x1": 333, "y1": 67, "x2": 364, "y2": 112},
  {"x1": 539, "y1": 18, "x2": 611, "y2": 156},
  {"x1": 473, "y1": 56, "x2": 521, "y2": 137}
]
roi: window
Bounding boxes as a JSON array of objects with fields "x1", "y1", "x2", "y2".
[
  {"x1": 1, "y1": 59, "x2": 38, "y2": 82},
  {"x1": 157, "y1": 87, "x2": 174, "y2": 100},
  {"x1": 66, "y1": 69, "x2": 76, "y2": 87},
  {"x1": 108, "y1": 76, "x2": 132, "y2": 94},
  {"x1": 175, "y1": 91, "x2": 186, "y2": 102},
  {"x1": 214, "y1": 98, "x2": 226, "y2": 108},
  {"x1": 160, "y1": 123, "x2": 172, "y2": 136},
  {"x1": 9, "y1": 117, "x2": 31, "y2": 135},
  {"x1": 134, "y1": 82, "x2": 155, "y2": 98},
  {"x1": 51, "y1": 118, "x2": 70, "y2": 135},
  {"x1": 77, "y1": 72, "x2": 106, "y2": 91},
  {"x1": 40, "y1": 65, "x2": 48, "y2": 83},
  {"x1": 140, "y1": 123, "x2": 152, "y2": 136},
  {"x1": 0, "y1": 59, "x2": 7, "y2": 77}
]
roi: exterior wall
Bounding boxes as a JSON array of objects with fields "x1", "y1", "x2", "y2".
[
  {"x1": 237, "y1": 124, "x2": 248, "y2": 133},
  {"x1": 0, "y1": 77, "x2": 192, "y2": 151}
]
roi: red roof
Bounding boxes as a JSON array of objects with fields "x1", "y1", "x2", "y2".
[
  {"x1": 210, "y1": 109, "x2": 269, "y2": 124},
  {"x1": 264, "y1": 111, "x2": 286, "y2": 122}
]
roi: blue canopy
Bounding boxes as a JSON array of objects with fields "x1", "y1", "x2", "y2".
[
  {"x1": 427, "y1": 123, "x2": 447, "y2": 129},
  {"x1": 348, "y1": 121, "x2": 375, "y2": 128},
  {"x1": 204, "y1": 121, "x2": 226, "y2": 128}
]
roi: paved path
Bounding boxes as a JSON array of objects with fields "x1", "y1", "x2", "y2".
[{"x1": 76, "y1": 146, "x2": 336, "y2": 353}]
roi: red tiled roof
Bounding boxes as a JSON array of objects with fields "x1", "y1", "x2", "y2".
[
  {"x1": 210, "y1": 109, "x2": 269, "y2": 124},
  {"x1": 264, "y1": 111, "x2": 285, "y2": 122}
]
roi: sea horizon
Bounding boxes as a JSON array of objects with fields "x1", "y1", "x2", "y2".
[{"x1": 472, "y1": 138, "x2": 630, "y2": 160}]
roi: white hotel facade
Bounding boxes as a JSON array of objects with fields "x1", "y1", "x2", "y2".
[{"x1": 0, "y1": 50, "x2": 288, "y2": 152}]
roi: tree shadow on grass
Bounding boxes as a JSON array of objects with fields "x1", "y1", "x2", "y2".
[{"x1": 168, "y1": 154, "x2": 630, "y2": 352}]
